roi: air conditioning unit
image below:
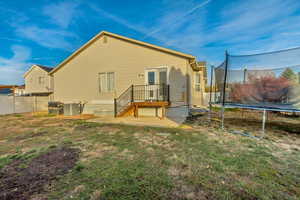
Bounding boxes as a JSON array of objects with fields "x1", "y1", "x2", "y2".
[
  {"x1": 48, "y1": 101, "x2": 63, "y2": 115},
  {"x1": 64, "y1": 103, "x2": 81, "y2": 116}
]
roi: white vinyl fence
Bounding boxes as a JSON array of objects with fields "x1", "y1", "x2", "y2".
[{"x1": 0, "y1": 96, "x2": 49, "y2": 115}]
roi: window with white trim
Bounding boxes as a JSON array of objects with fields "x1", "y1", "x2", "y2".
[
  {"x1": 99, "y1": 72, "x2": 115, "y2": 92},
  {"x1": 194, "y1": 72, "x2": 201, "y2": 92}
]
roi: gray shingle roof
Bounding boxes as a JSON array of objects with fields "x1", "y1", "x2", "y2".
[{"x1": 36, "y1": 65, "x2": 53, "y2": 72}]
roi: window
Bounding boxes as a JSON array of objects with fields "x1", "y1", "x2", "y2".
[
  {"x1": 148, "y1": 71, "x2": 155, "y2": 85},
  {"x1": 159, "y1": 71, "x2": 167, "y2": 85},
  {"x1": 38, "y1": 77, "x2": 45, "y2": 85},
  {"x1": 195, "y1": 72, "x2": 201, "y2": 92},
  {"x1": 99, "y1": 72, "x2": 115, "y2": 92},
  {"x1": 107, "y1": 72, "x2": 115, "y2": 91}
]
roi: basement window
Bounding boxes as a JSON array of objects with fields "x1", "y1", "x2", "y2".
[{"x1": 99, "y1": 72, "x2": 115, "y2": 92}]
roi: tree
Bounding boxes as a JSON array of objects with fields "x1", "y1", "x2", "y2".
[
  {"x1": 281, "y1": 68, "x2": 298, "y2": 83},
  {"x1": 229, "y1": 75, "x2": 291, "y2": 103}
]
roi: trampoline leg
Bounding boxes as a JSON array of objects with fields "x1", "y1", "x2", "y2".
[
  {"x1": 209, "y1": 103, "x2": 212, "y2": 123},
  {"x1": 261, "y1": 109, "x2": 267, "y2": 138},
  {"x1": 221, "y1": 106, "x2": 225, "y2": 130}
]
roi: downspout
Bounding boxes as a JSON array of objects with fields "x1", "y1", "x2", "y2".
[{"x1": 186, "y1": 59, "x2": 193, "y2": 109}]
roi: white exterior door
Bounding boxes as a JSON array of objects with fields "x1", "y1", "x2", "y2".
[{"x1": 145, "y1": 68, "x2": 167, "y2": 101}]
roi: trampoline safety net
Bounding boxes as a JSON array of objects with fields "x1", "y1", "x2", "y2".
[{"x1": 214, "y1": 47, "x2": 300, "y2": 112}]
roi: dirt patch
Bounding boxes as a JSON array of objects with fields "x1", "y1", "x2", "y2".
[
  {"x1": 134, "y1": 133, "x2": 176, "y2": 150},
  {"x1": 187, "y1": 110, "x2": 300, "y2": 137},
  {"x1": 0, "y1": 146, "x2": 80, "y2": 200},
  {"x1": 13, "y1": 130, "x2": 49, "y2": 141}
]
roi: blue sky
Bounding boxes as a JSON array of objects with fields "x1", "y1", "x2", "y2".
[{"x1": 1, "y1": 0, "x2": 300, "y2": 84}]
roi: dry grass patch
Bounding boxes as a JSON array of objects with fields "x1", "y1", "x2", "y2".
[{"x1": 0, "y1": 113, "x2": 299, "y2": 200}]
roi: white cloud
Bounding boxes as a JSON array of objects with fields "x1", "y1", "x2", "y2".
[
  {"x1": 225, "y1": 1, "x2": 294, "y2": 34},
  {"x1": 2, "y1": 4, "x2": 80, "y2": 51},
  {"x1": 0, "y1": 45, "x2": 31, "y2": 85},
  {"x1": 43, "y1": 1, "x2": 80, "y2": 28},
  {"x1": 207, "y1": 0, "x2": 300, "y2": 52},
  {"x1": 88, "y1": 4, "x2": 148, "y2": 35},
  {"x1": 15, "y1": 25, "x2": 78, "y2": 51},
  {"x1": 87, "y1": 0, "x2": 209, "y2": 55},
  {"x1": 144, "y1": 0, "x2": 211, "y2": 39}
]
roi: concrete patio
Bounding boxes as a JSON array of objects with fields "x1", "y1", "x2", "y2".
[{"x1": 88, "y1": 116, "x2": 181, "y2": 128}]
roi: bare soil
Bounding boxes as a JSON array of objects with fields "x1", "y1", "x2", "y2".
[
  {"x1": 187, "y1": 109, "x2": 300, "y2": 137},
  {"x1": 0, "y1": 146, "x2": 79, "y2": 200}
]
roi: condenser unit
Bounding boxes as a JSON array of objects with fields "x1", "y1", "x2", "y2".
[{"x1": 64, "y1": 103, "x2": 81, "y2": 116}]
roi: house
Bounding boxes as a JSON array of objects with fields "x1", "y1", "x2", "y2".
[
  {"x1": 23, "y1": 65, "x2": 53, "y2": 97},
  {"x1": 13, "y1": 85, "x2": 25, "y2": 96},
  {"x1": 49, "y1": 31, "x2": 206, "y2": 123}
]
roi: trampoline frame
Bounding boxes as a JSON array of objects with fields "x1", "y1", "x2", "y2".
[{"x1": 209, "y1": 50, "x2": 300, "y2": 139}]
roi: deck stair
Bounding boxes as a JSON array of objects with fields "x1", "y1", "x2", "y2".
[{"x1": 114, "y1": 84, "x2": 170, "y2": 117}]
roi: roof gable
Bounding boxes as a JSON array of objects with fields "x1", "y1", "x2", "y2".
[
  {"x1": 23, "y1": 65, "x2": 53, "y2": 78},
  {"x1": 50, "y1": 31, "x2": 195, "y2": 74}
]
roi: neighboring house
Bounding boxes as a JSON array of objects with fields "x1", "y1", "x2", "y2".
[
  {"x1": 49, "y1": 31, "x2": 206, "y2": 123},
  {"x1": 13, "y1": 85, "x2": 25, "y2": 96},
  {"x1": 191, "y1": 61, "x2": 206, "y2": 107},
  {"x1": 24, "y1": 65, "x2": 53, "y2": 97}
]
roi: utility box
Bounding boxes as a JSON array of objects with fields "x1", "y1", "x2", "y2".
[
  {"x1": 48, "y1": 101, "x2": 63, "y2": 115},
  {"x1": 64, "y1": 103, "x2": 81, "y2": 116}
]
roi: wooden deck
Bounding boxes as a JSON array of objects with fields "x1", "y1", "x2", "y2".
[{"x1": 116, "y1": 101, "x2": 169, "y2": 118}]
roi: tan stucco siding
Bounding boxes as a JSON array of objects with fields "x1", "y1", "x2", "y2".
[
  {"x1": 190, "y1": 70, "x2": 206, "y2": 106},
  {"x1": 53, "y1": 35, "x2": 192, "y2": 105},
  {"x1": 25, "y1": 67, "x2": 52, "y2": 94}
]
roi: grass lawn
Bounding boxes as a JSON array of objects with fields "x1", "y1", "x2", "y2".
[{"x1": 0, "y1": 113, "x2": 299, "y2": 200}]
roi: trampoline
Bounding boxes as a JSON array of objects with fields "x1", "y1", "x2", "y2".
[{"x1": 210, "y1": 47, "x2": 300, "y2": 138}]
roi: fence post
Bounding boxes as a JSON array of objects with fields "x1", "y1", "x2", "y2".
[
  {"x1": 34, "y1": 96, "x2": 37, "y2": 112},
  {"x1": 13, "y1": 93, "x2": 16, "y2": 114}
]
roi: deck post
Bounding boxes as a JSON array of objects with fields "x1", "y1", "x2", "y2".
[
  {"x1": 114, "y1": 98, "x2": 117, "y2": 117},
  {"x1": 131, "y1": 85, "x2": 134, "y2": 102},
  {"x1": 135, "y1": 104, "x2": 138, "y2": 118}
]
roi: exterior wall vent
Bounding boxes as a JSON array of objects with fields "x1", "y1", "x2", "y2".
[{"x1": 103, "y1": 36, "x2": 108, "y2": 44}]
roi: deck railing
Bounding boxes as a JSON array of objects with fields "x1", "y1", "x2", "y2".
[{"x1": 114, "y1": 84, "x2": 170, "y2": 117}]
